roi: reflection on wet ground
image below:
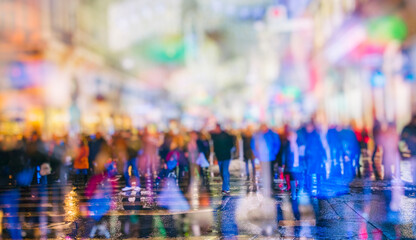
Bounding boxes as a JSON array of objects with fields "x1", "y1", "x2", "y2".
[{"x1": 1, "y1": 172, "x2": 416, "y2": 240}]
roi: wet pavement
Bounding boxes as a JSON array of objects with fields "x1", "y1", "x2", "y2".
[{"x1": 1, "y1": 173, "x2": 416, "y2": 239}]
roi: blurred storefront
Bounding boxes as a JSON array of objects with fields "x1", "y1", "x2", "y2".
[
  {"x1": 0, "y1": 0, "x2": 129, "y2": 136},
  {"x1": 1, "y1": 0, "x2": 416, "y2": 134},
  {"x1": 305, "y1": 0, "x2": 415, "y2": 131}
]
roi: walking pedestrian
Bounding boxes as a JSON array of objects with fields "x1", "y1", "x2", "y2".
[
  {"x1": 326, "y1": 125, "x2": 343, "y2": 178},
  {"x1": 340, "y1": 125, "x2": 361, "y2": 180},
  {"x1": 211, "y1": 124, "x2": 235, "y2": 195},
  {"x1": 282, "y1": 128, "x2": 304, "y2": 199},
  {"x1": 122, "y1": 132, "x2": 142, "y2": 191},
  {"x1": 196, "y1": 131, "x2": 211, "y2": 187},
  {"x1": 251, "y1": 123, "x2": 280, "y2": 197},
  {"x1": 242, "y1": 126, "x2": 255, "y2": 181},
  {"x1": 304, "y1": 122, "x2": 326, "y2": 196},
  {"x1": 376, "y1": 122, "x2": 400, "y2": 180},
  {"x1": 88, "y1": 132, "x2": 106, "y2": 176},
  {"x1": 74, "y1": 137, "x2": 89, "y2": 186},
  {"x1": 26, "y1": 131, "x2": 48, "y2": 185}
]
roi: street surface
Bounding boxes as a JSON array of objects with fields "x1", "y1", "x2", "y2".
[{"x1": 1, "y1": 165, "x2": 416, "y2": 240}]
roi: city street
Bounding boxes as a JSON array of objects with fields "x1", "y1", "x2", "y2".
[
  {"x1": 1, "y1": 168, "x2": 416, "y2": 239},
  {"x1": 2, "y1": 0, "x2": 416, "y2": 239}
]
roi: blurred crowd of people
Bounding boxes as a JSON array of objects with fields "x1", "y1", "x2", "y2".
[
  {"x1": 0, "y1": 115, "x2": 416, "y2": 238},
  {"x1": 1, "y1": 116, "x2": 416, "y2": 194}
]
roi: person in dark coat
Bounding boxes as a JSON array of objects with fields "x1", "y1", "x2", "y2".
[
  {"x1": 275, "y1": 125, "x2": 289, "y2": 190},
  {"x1": 242, "y1": 126, "x2": 255, "y2": 181},
  {"x1": 159, "y1": 130, "x2": 174, "y2": 163},
  {"x1": 26, "y1": 132, "x2": 49, "y2": 185},
  {"x1": 88, "y1": 132, "x2": 106, "y2": 175},
  {"x1": 282, "y1": 128, "x2": 304, "y2": 198},
  {"x1": 122, "y1": 132, "x2": 142, "y2": 191},
  {"x1": 50, "y1": 137, "x2": 67, "y2": 183},
  {"x1": 211, "y1": 124, "x2": 234, "y2": 195}
]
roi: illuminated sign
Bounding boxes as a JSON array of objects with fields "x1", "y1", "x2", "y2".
[{"x1": 8, "y1": 61, "x2": 46, "y2": 89}]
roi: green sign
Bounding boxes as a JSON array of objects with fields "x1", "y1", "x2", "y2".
[
  {"x1": 367, "y1": 15, "x2": 407, "y2": 43},
  {"x1": 143, "y1": 36, "x2": 186, "y2": 63}
]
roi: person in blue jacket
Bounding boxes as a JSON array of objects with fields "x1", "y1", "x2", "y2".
[
  {"x1": 251, "y1": 123, "x2": 280, "y2": 196},
  {"x1": 304, "y1": 122, "x2": 326, "y2": 196},
  {"x1": 340, "y1": 125, "x2": 360, "y2": 180},
  {"x1": 326, "y1": 125, "x2": 343, "y2": 178}
]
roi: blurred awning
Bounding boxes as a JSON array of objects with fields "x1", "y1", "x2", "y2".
[
  {"x1": 324, "y1": 17, "x2": 367, "y2": 63},
  {"x1": 324, "y1": 14, "x2": 408, "y2": 65}
]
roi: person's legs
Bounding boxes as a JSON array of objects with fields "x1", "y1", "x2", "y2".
[
  {"x1": 199, "y1": 166, "x2": 204, "y2": 185},
  {"x1": 244, "y1": 159, "x2": 250, "y2": 179},
  {"x1": 90, "y1": 225, "x2": 98, "y2": 238},
  {"x1": 270, "y1": 161, "x2": 275, "y2": 184},
  {"x1": 60, "y1": 164, "x2": 69, "y2": 184},
  {"x1": 373, "y1": 160, "x2": 382, "y2": 180},
  {"x1": 130, "y1": 159, "x2": 139, "y2": 178},
  {"x1": 82, "y1": 169, "x2": 88, "y2": 185},
  {"x1": 394, "y1": 157, "x2": 401, "y2": 180},
  {"x1": 297, "y1": 171, "x2": 305, "y2": 192},
  {"x1": 203, "y1": 167, "x2": 210, "y2": 189},
  {"x1": 177, "y1": 166, "x2": 183, "y2": 184},
  {"x1": 218, "y1": 161, "x2": 224, "y2": 181},
  {"x1": 410, "y1": 158, "x2": 416, "y2": 184},
  {"x1": 278, "y1": 165, "x2": 285, "y2": 189},
  {"x1": 285, "y1": 173, "x2": 291, "y2": 191},
  {"x1": 260, "y1": 161, "x2": 272, "y2": 197},
  {"x1": 383, "y1": 161, "x2": 393, "y2": 180},
  {"x1": 290, "y1": 179, "x2": 297, "y2": 198},
  {"x1": 200, "y1": 166, "x2": 209, "y2": 187},
  {"x1": 353, "y1": 154, "x2": 361, "y2": 178},
  {"x1": 311, "y1": 173, "x2": 318, "y2": 196},
  {"x1": 124, "y1": 160, "x2": 132, "y2": 188},
  {"x1": 197, "y1": 165, "x2": 203, "y2": 179},
  {"x1": 178, "y1": 165, "x2": 189, "y2": 186},
  {"x1": 332, "y1": 151, "x2": 342, "y2": 178},
  {"x1": 357, "y1": 153, "x2": 362, "y2": 178},
  {"x1": 2, "y1": 189, "x2": 22, "y2": 240},
  {"x1": 130, "y1": 158, "x2": 140, "y2": 188},
  {"x1": 89, "y1": 159, "x2": 94, "y2": 177},
  {"x1": 305, "y1": 172, "x2": 312, "y2": 193},
  {"x1": 344, "y1": 160, "x2": 353, "y2": 180},
  {"x1": 329, "y1": 149, "x2": 336, "y2": 178},
  {"x1": 251, "y1": 159, "x2": 256, "y2": 178},
  {"x1": 75, "y1": 169, "x2": 81, "y2": 185},
  {"x1": 220, "y1": 160, "x2": 231, "y2": 192}
]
